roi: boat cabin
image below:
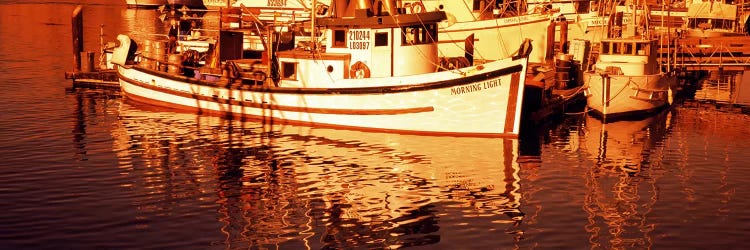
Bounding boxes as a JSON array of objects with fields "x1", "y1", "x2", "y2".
[
  {"x1": 275, "y1": 1, "x2": 445, "y2": 88},
  {"x1": 594, "y1": 38, "x2": 660, "y2": 75},
  {"x1": 684, "y1": 1, "x2": 739, "y2": 36}
]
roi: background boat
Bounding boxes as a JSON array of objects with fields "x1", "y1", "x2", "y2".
[
  {"x1": 125, "y1": 0, "x2": 167, "y2": 9},
  {"x1": 582, "y1": 1, "x2": 678, "y2": 120},
  {"x1": 402, "y1": 0, "x2": 553, "y2": 64},
  {"x1": 683, "y1": 0, "x2": 745, "y2": 38},
  {"x1": 583, "y1": 38, "x2": 677, "y2": 119},
  {"x1": 169, "y1": 0, "x2": 205, "y2": 9},
  {"x1": 202, "y1": 0, "x2": 234, "y2": 9}
]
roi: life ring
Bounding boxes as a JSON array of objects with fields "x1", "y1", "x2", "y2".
[
  {"x1": 349, "y1": 61, "x2": 371, "y2": 79},
  {"x1": 410, "y1": 2, "x2": 425, "y2": 14}
]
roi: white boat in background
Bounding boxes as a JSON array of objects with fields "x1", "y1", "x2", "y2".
[
  {"x1": 581, "y1": 0, "x2": 677, "y2": 120},
  {"x1": 125, "y1": 0, "x2": 167, "y2": 9},
  {"x1": 583, "y1": 37, "x2": 677, "y2": 120},
  {"x1": 230, "y1": 0, "x2": 331, "y2": 24},
  {"x1": 401, "y1": 0, "x2": 552, "y2": 64},
  {"x1": 111, "y1": 0, "x2": 530, "y2": 138},
  {"x1": 169, "y1": 0, "x2": 205, "y2": 9},
  {"x1": 178, "y1": 0, "x2": 329, "y2": 54},
  {"x1": 202, "y1": 0, "x2": 234, "y2": 9},
  {"x1": 683, "y1": 0, "x2": 745, "y2": 38}
]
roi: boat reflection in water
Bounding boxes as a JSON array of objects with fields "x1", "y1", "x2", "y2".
[
  {"x1": 578, "y1": 110, "x2": 672, "y2": 249},
  {"x1": 111, "y1": 103, "x2": 526, "y2": 248}
]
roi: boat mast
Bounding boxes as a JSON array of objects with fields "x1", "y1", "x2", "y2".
[{"x1": 312, "y1": 0, "x2": 317, "y2": 52}]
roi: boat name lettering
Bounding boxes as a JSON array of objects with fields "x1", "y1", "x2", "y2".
[
  {"x1": 267, "y1": 0, "x2": 286, "y2": 7},
  {"x1": 450, "y1": 79, "x2": 501, "y2": 95},
  {"x1": 348, "y1": 29, "x2": 370, "y2": 50},
  {"x1": 503, "y1": 15, "x2": 528, "y2": 24},
  {"x1": 589, "y1": 16, "x2": 631, "y2": 26}
]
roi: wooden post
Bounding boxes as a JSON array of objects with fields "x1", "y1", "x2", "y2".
[
  {"x1": 72, "y1": 5, "x2": 83, "y2": 72},
  {"x1": 546, "y1": 20, "x2": 555, "y2": 61}
]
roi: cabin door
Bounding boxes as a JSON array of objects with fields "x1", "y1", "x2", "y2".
[{"x1": 370, "y1": 29, "x2": 393, "y2": 77}]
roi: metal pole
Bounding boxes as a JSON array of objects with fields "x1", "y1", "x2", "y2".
[{"x1": 72, "y1": 5, "x2": 83, "y2": 72}]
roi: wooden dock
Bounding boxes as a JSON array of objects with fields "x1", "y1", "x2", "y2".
[
  {"x1": 660, "y1": 36, "x2": 750, "y2": 71},
  {"x1": 523, "y1": 64, "x2": 587, "y2": 125},
  {"x1": 65, "y1": 5, "x2": 120, "y2": 90},
  {"x1": 65, "y1": 69, "x2": 119, "y2": 90}
]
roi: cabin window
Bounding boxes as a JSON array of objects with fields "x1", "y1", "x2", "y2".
[
  {"x1": 281, "y1": 62, "x2": 297, "y2": 80},
  {"x1": 333, "y1": 29, "x2": 346, "y2": 48},
  {"x1": 611, "y1": 42, "x2": 622, "y2": 54},
  {"x1": 636, "y1": 42, "x2": 650, "y2": 56},
  {"x1": 716, "y1": 19, "x2": 733, "y2": 29},
  {"x1": 375, "y1": 32, "x2": 388, "y2": 46},
  {"x1": 624, "y1": 42, "x2": 634, "y2": 55},
  {"x1": 402, "y1": 24, "x2": 436, "y2": 46},
  {"x1": 601, "y1": 42, "x2": 611, "y2": 54}
]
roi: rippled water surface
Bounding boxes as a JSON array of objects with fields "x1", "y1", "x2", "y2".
[{"x1": 2, "y1": 1, "x2": 750, "y2": 249}]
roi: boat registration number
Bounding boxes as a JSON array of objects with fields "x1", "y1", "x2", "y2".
[
  {"x1": 267, "y1": 0, "x2": 286, "y2": 7},
  {"x1": 348, "y1": 29, "x2": 370, "y2": 50}
]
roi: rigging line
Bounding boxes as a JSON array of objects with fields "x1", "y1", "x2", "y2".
[
  {"x1": 492, "y1": 1, "x2": 526, "y2": 60},
  {"x1": 458, "y1": 0, "x2": 477, "y2": 22},
  {"x1": 606, "y1": 75, "x2": 636, "y2": 104}
]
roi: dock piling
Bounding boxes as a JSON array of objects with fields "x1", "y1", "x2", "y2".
[{"x1": 72, "y1": 5, "x2": 83, "y2": 72}]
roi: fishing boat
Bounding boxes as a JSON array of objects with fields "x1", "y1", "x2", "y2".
[
  {"x1": 582, "y1": 37, "x2": 676, "y2": 120},
  {"x1": 177, "y1": 0, "x2": 329, "y2": 55},
  {"x1": 683, "y1": 0, "x2": 744, "y2": 38},
  {"x1": 125, "y1": 0, "x2": 167, "y2": 9},
  {"x1": 582, "y1": 0, "x2": 677, "y2": 120},
  {"x1": 169, "y1": 0, "x2": 205, "y2": 9},
  {"x1": 230, "y1": 0, "x2": 330, "y2": 23},
  {"x1": 400, "y1": 0, "x2": 553, "y2": 64},
  {"x1": 202, "y1": 0, "x2": 234, "y2": 9},
  {"x1": 110, "y1": 0, "x2": 530, "y2": 138}
]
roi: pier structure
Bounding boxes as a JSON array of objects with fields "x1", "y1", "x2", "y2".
[
  {"x1": 64, "y1": 5, "x2": 119, "y2": 90},
  {"x1": 662, "y1": 36, "x2": 750, "y2": 71}
]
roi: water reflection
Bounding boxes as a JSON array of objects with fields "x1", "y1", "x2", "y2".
[
  {"x1": 111, "y1": 103, "x2": 525, "y2": 248},
  {"x1": 578, "y1": 111, "x2": 672, "y2": 249},
  {"x1": 693, "y1": 70, "x2": 740, "y2": 104}
]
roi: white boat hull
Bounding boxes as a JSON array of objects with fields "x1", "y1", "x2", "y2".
[
  {"x1": 436, "y1": 14, "x2": 551, "y2": 64},
  {"x1": 117, "y1": 57, "x2": 528, "y2": 137},
  {"x1": 583, "y1": 73, "x2": 677, "y2": 119},
  {"x1": 125, "y1": 0, "x2": 167, "y2": 8},
  {"x1": 202, "y1": 0, "x2": 233, "y2": 9}
]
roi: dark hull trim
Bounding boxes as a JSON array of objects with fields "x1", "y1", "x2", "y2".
[
  {"x1": 122, "y1": 92, "x2": 519, "y2": 138},
  {"x1": 124, "y1": 62, "x2": 523, "y2": 95},
  {"x1": 119, "y1": 73, "x2": 435, "y2": 115},
  {"x1": 588, "y1": 103, "x2": 669, "y2": 123}
]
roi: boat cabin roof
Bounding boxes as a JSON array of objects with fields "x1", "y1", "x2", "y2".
[
  {"x1": 316, "y1": 11, "x2": 447, "y2": 29},
  {"x1": 687, "y1": 2, "x2": 737, "y2": 19}
]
